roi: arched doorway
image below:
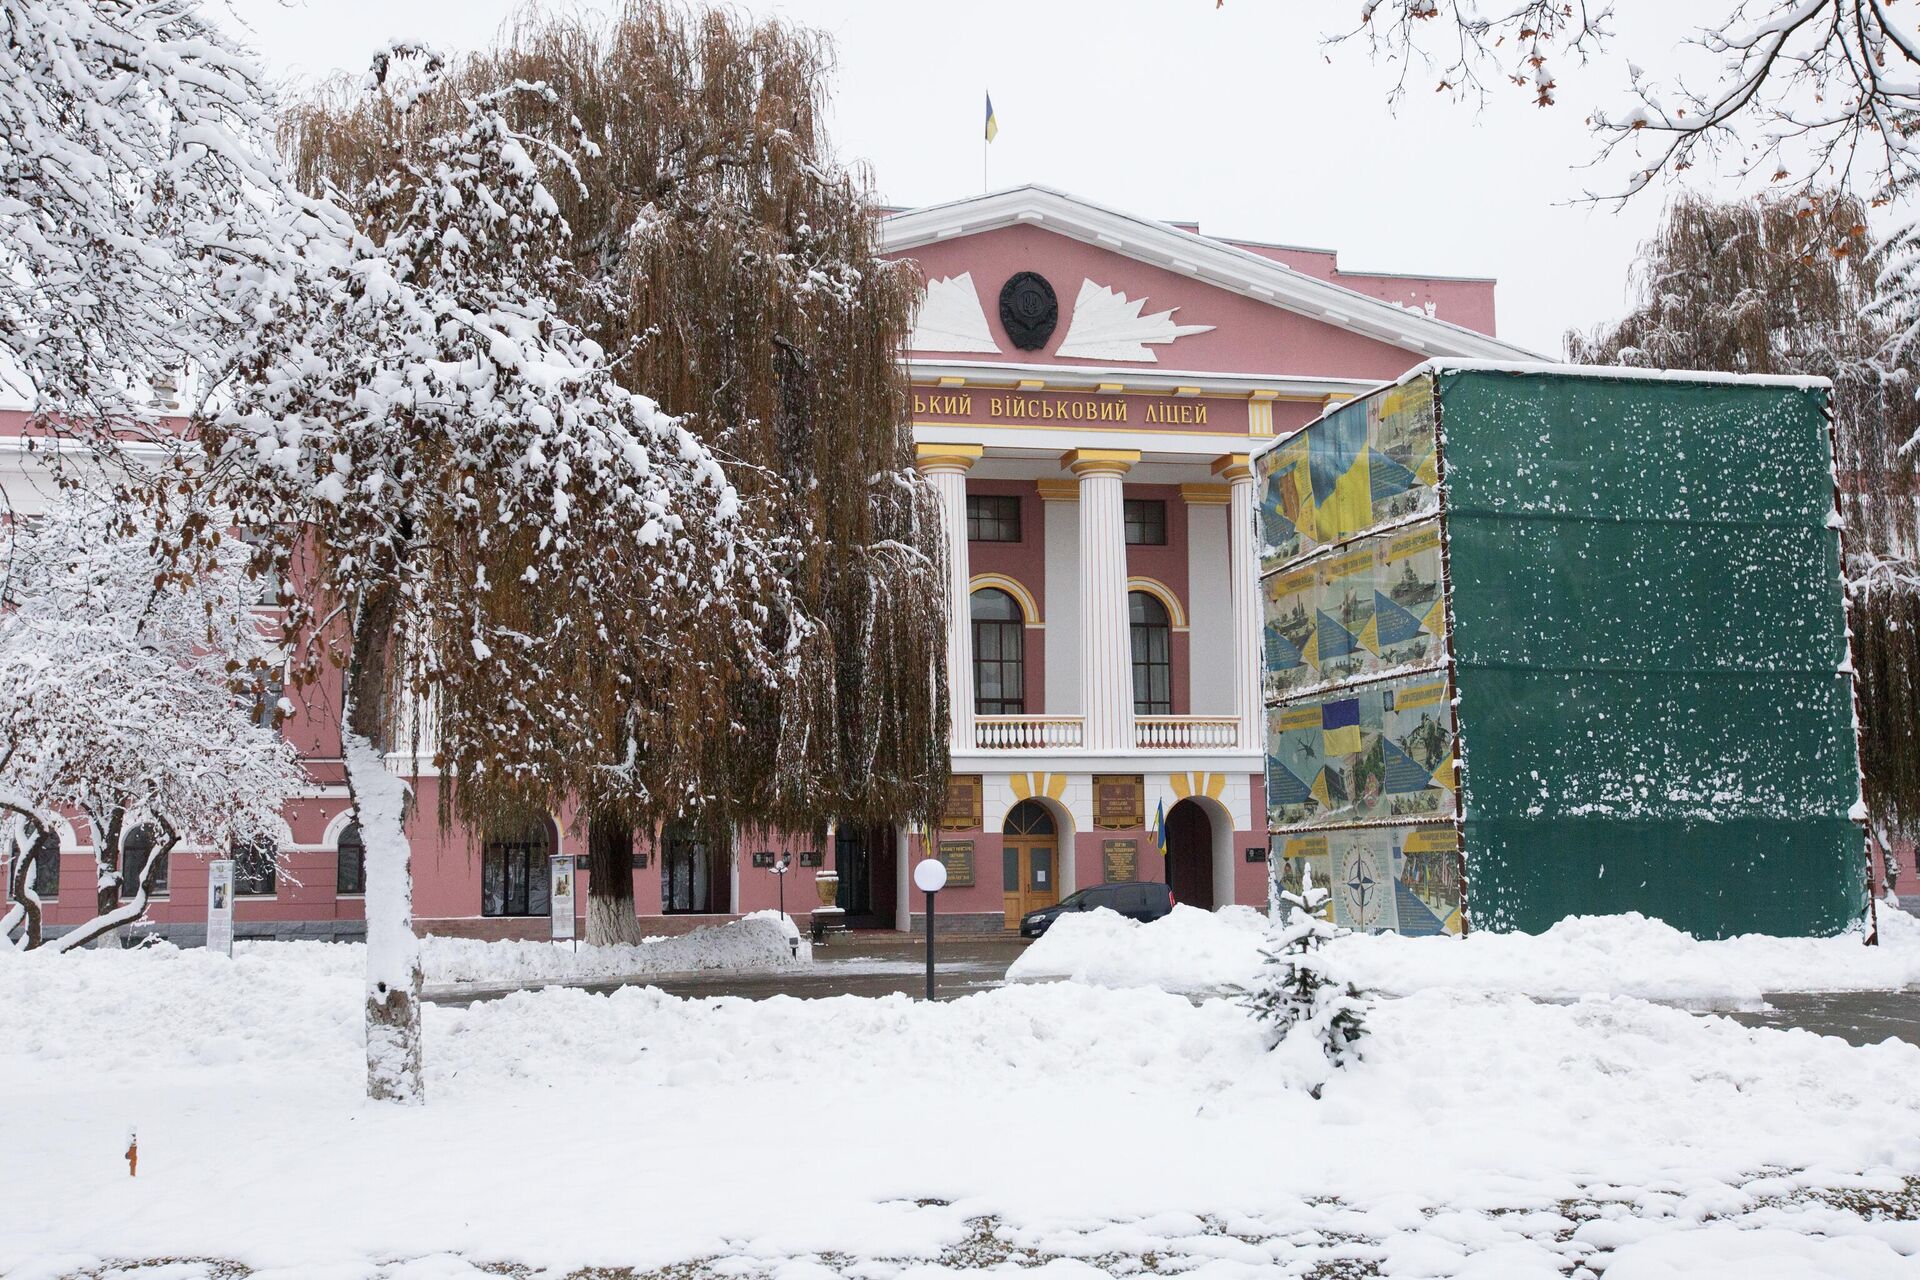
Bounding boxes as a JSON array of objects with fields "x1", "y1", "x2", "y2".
[
  {"x1": 1001, "y1": 799, "x2": 1059, "y2": 929},
  {"x1": 1165, "y1": 799, "x2": 1214, "y2": 908}
]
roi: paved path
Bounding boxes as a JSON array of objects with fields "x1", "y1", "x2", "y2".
[
  {"x1": 428, "y1": 935, "x2": 1920, "y2": 1047},
  {"x1": 427, "y1": 935, "x2": 1031, "y2": 1007}
]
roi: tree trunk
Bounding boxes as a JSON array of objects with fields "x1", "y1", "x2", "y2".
[
  {"x1": 344, "y1": 588, "x2": 425, "y2": 1104},
  {"x1": 90, "y1": 808, "x2": 124, "y2": 949},
  {"x1": 585, "y1": 804, "x2": 645, "y2": 946},
  {"x1": 55, "y1": 831, "x2": 173, "y2": 953},
  {"x1": 3, "y1": 817, "x2": 47, "y2": 948}
]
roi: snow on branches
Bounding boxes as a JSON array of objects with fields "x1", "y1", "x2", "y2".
[
  {"x1": 206, "y1": 71, "x2": 777, "y2": 829},
  {"x1": 1237, "y1": 865, "x2": 1370, "y2": 1097},
  {"x1": 0, "y1": 499, "x2": 302, "y2": 952},
  {"x1": 0, "y1": 0, "x2": 351, "y2": 457}
]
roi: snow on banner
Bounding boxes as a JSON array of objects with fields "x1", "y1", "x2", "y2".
[{"x1": 1256, "y1": 363, "x2": 1865, "y2": 938}]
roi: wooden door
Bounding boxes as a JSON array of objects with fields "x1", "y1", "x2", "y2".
[
  {"x1": 1001, "y1": 837, "x2": 1059, "y2": 927},
  {"x1": 1002, "y1": 799, "x2": 1060, "y2": 929}
]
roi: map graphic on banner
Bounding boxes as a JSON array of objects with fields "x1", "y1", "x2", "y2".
[
  {"x1": 1257, "y1": 377, "x2": 1438, "y2": 571},
  {"x1": 1265, "y1": 673, "x2": 1456, "y2": 829},
  {"x1": 1263, "y1": 518, "x2": 1447, "y2": 699},
  {"x1": 1281, "y1": 825, "x2": 1461, "y2": 936}
]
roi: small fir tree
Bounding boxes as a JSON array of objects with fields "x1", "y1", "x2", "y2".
[{"x1": 1239, "y1": 864, "x2": 1369, "y2": 1092}]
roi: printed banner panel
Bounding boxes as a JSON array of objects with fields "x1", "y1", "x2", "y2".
[
  {"x1": 1263, "y1": 519, "x2": 1447, "y2": 699},
  {"x1": 1266, "y1": 672, "x2": 1457, "y2": 830},
  {"x1": 1275, "y1": 824, "x2": 1462, "y2": 936},
  {"x1": 1257, "y1": 377, "x2": 1439, "y2": 571}
]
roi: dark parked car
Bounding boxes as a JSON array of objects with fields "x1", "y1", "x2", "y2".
[{"x1": 1019, "y1": 881, "x2": 1174, "y2": 938}]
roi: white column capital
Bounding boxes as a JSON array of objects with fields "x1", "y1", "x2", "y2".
[
  {"x1": 1062, "y1": 448, "x2": 1140, "y2": 479},
  {"x1": 916, "y1": 443, "x2": 984, "y2": 475},
  {"x1": 1211, "y1": 453, "x2": 1255, "y2": 484}
]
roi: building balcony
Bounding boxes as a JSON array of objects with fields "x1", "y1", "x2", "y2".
[
  {"x1": 971, "y1": 714, "x2": 1246, "y2": 751},
  {"x1": 974, "y1": 715, "x2": 1086, "y2": 750},
  {"x1": 1133, "y1": 715, "x2": 1241, "y2": 750}
]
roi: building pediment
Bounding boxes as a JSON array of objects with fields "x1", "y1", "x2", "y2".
[{"x1": 881, "y1": 186, "x2": 1536, "y2": 379}]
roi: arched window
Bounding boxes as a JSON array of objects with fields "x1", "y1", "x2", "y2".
[
  {"x1": 28, "y1": 829, "x2": 58, "y2": 900},
  {"x1": 481, "y1": 818, "x2": 553, "y2": 917},
  {"x1": 336, "y1": 822, "x2": 366, "y2": 897},
  {"x1": 660, "y1": 819, "x2": 728, "y2": 915},
  {"x1": 1129, "y1": 590, "x2": 1173, "y2": 715},
  {"x1": 119, "y1": 824, "x2": 168, "y2": 898},
  {"x1": 971, "y1": 587, "x2": 1025, "y2": 715}
]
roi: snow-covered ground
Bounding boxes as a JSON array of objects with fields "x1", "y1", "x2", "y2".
[
  {"x1": 1009, "y1": 903, "x2": 1920, "y2": 1005},
  {"x1": 3, "y1": 916, "x2": 1919, "y2": 1279}
]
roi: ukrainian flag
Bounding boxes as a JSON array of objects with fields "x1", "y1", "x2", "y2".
[
  {"x1": 985, "y1": 92, "x2": 999, "y2": 143},
  {"x1": 1152, "y1": 798, "x2": 1168, "y2": 861}
]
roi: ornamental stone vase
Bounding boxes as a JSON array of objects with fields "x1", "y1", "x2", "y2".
[{"x1": 813, "y1": 870, "x2": 840, "y2": 908}]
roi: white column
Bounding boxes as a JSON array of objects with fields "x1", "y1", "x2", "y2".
[
  {"x1": 1038, "y1": 479, "x2": 1082, "y2": 715},
  {"x1": 1066, "y1": 449, "x2": 1139, "y2": 751},
  {"x1": 1180, "y1": 483, "x2": 1234, "y2": 715},
  {"x1": 918, "y1": 444, "x2": 983, "y2": 752},
  {"x1": 1216, "y1": 454, "x2": 1261, "y2": 750}
]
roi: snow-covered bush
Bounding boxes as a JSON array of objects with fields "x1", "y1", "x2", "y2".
[
  {"x1": 1236, "y1": 866, "x2": 1369, "y2": 1094},
  {"x1": 0, "y1": 499, "x2": 304, "y2": 952}
]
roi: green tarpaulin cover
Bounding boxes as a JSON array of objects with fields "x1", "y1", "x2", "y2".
[{"x1": 1258, "y1": 364, "x2": 1865, "y2": 938}]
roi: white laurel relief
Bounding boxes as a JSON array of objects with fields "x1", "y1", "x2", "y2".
[
  {"x1": 1054, "y1": 278, "x2": 1215, "y2": 362},
  {"x1": 907, "y1": 272, "x2": 999, "y2": 353}
]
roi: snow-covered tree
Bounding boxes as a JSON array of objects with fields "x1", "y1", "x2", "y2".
[
  {"x1": 0, "y1": 0, "x2": 350, "y2": 461},
  {"x1": 1238, "y1": 865, "x2": 1368, "y2": 1095},
  {"x1": 0, "y1": 0, "x2": 809, "y2": 1104},
  {"x1": 1570, "y1": 191, "x2": 1920, "y2": 897},
  {"x1": 281, "y1": 3, "x2": 951, "y2": 946},
  {"x1": 0, "y1": 499, "x2": 302, "y2": 952},
  {"x1": 190, "y1": 55, "x2": 785, "y2": 1101}
]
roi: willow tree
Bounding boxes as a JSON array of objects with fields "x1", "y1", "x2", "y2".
[
  {"x1": 1569, "y1": 192, "x2": 1920, "y2": 892},
  {"x1": 285, "y1": 2, "x2": 949, "y2": 943}
]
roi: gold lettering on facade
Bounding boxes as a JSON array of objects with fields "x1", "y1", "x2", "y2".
[
  {"x1": 912, "y1": 392, "x2": 973, "y2": 416},
  {"x1": 919, "y1": 391, "x2": 1136, "y2": 423},
  {"x1": 1144, "y1": 402, "x2": 1208, "y2": 425}
]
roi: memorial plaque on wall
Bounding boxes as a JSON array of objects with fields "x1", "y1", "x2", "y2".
[
  {"x1": 799, "y1": 850, "x2": 823, "y2": 868},
  {"x1": 935, "y1": 839, "x2": 976, "y2": 887},
  {"x1": 751, "y1": 850, "x2": 776, "y2": 869},
  {"x1": 943, "y1": 775, "x2": 983, "y2": 830},
  {"x1": 1103, "y1": 839, "x2": 1138, "y2": 883},
  {"x1": 1093, "y1": 775, "x2": 1145, "y2": 830}
]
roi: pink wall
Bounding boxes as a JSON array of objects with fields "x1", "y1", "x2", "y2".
[
  {"x1": 1221, "y1": 238, "x2": 1497, "y2": 337},
  {"x1": 893, "y1": 223, "x2": 1467, "y2": 381}
]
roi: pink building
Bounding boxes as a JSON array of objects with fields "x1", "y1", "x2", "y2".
[{"x1": 3, "y1": 185, "x2": 1532, "y2": 942}]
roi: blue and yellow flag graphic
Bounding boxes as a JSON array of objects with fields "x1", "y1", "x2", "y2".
[
  {"x1": 1321, "y1": 697, "x2": 1362, "y2": 758},
  {"x1": 1153, "y1": 798, "x2": 1167, "y2": 860},
  {"x1": 985, "y1": 92, "x2": 999, "y2": 143}
]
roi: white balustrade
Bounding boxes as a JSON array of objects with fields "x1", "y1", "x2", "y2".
[
  {"x1": 973, "y1": 716, "x2": 1086, "y2": 750},
  {"x1": 1133, "y1": 716, "x2": 1242, "y2": 750}
]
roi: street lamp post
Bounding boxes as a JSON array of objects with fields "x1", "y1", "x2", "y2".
[
  {"x1": 768, "y1": 854, "x2": 795, "y2": 958},
  {"x1": 913, "y1": 856, "x2": 947, "y2": 1000}
]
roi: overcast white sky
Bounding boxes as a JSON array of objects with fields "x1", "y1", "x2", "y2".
[{"x1": 228, "y1": 0, "x2": 1759, "y2": 356}]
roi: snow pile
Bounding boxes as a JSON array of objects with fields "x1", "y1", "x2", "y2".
[
  {"x1": 208, "y1": 911, "x2": 810, "y2": 990},
  {"x1": 2, "y1": 940, "x2": 1918, "y2": 1277},
  {"x1": 1011, "y1": 904, "x2": 1920, "y2": 1002},
  {"x1": 1008, "y1": 903, "x2": 1273, "y2": 992}
]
